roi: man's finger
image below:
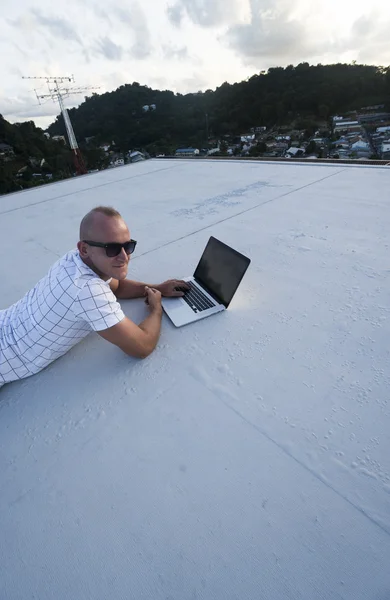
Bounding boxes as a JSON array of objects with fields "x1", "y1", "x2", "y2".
[
  {"x1": 174, "y1": 281, "x2": 190, "y2": 289},
  {"x1": 171, "y1": 291, "x2": 185, "y2": 297}
]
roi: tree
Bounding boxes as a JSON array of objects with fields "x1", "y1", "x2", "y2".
[
  {"x1": 318, "y1": 104, "x2": 329, "y2": 119},
  {"x1": 249, "y1": 142, "x2": 267, "y2": 156},
  {"x1": 219, "y1": 141, "x2": 228, "y2": 154},
  {"x1": 47, "y1": 64, "x2": 389, "y2": 153},
  {"x1": 2, "y1": 62, "x2": 390, "y2": 195},
  {"x1": 306, "y1": 141, "x2": 318, "y2": 155}
]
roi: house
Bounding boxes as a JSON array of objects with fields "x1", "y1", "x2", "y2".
[
  {"x1": 376, "y1": 126, "x2": 390, "y2": 134},
  {"x1": 52, "y1": 136, "x2": 66, "y2": 144},
  {"x1": 381, "y1": 142, "x2": 390, "y2": 159},
  {"x1": 351, "y1": 140, "x2": 371, "y2": 158},
  {"x1": 175, "y1": 148, "x2": 200, "y2": 157},
  {"x1": 334, "y1": 121, "x2": 361, "y2": 134},
  {"x1": 128, "y1": 151, "x2": 145, "y2": 163},
  {"x1": 359, "y1": 112, "x2": 390, "y2": 124},
  {"x1": 267, "y1": 141, "x2": 288, "y2": 156},
  {"x1": 347, "y1": 134, "x2": 362, "y2": 145},
  {"x1": 335, "y1": 142, "x2": 350, "y2": 150},
  {"x1": 311, "y1": 138, "x2": 327, "y2": 148},
  {"x1": 240, "y1": 134, "x2": 255, "y2": 143},
  {"x1": 250, "y1": 126, "x2": 267, "y2": 134},
  {"x1": 0, "y1": 142, "x2": 14, "y2": 155},
  {"x1": 207, "y1": 148, "x2": 220, "y2": 156},
  {"x1": 286, "y1": 147, "x2": 305, "y2": 158}
]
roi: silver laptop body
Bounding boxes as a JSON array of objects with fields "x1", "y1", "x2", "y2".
[{"x1": 161, "y1": 236, "x2": 251, "y2": 328}]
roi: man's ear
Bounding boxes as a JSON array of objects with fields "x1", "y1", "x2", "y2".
[{"x1": 77, "y1": 241, "x2": 88, "y2": 257}]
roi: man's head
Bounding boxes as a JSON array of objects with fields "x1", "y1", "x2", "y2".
[{"x1": 77, "y1": 206, "x2": 133, "y2": 280}]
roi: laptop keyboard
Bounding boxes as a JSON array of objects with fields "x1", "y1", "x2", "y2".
[{"x1": 182, "y1": 281, "x2": 216, "y2": 313}]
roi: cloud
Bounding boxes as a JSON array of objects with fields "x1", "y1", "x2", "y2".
[
  {"x1": 7, "y1": 7, "x2": 90, "y2": 62},
  {"x1": 90, "y1": 3, "x2": 152, "y2": 60},
  {"x1": 96, "y1": 36, "x2": 124, "y2": 61},
  {"x1": 112, "y1": 3, "x2": 152, "y2": 59},
  {"x1": 167, "y1": 3, "x2": 184, "y2": 26},
  {"x1": 163, "y1": 44, "x2": 189, "y2": 60},
  {"x1": 224, "y1": 0, "x2": 322, "y2": 64},
  {"x1": 167, "y1": 0, "x2": 241, "y2": 28},
  {"x1": 93, "y1": 5, "x2": 113, "y2": 25},
  {"x1": 30, "y1": 9, "x2": 82, "y2": 45},
  {"x1": 347, "y1": 12, "x2": 390, "y2": 63},
  {"x1": 0, "y1": 94, "x2": 62, "y2": 121}
]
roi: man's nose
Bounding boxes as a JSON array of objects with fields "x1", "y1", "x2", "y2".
[{"x1": 119, "y1": 247, "x2": 128, "y2": 261}]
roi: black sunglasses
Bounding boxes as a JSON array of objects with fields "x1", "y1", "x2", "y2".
[{"x1": 83, "y1": 239, "x2": 137, "y2": 257}]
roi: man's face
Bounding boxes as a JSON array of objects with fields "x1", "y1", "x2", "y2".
[{"x1": 78, "y1": 215, "x2": 131, "y2": 280}]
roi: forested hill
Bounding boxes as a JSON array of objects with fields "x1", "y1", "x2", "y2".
[
  {"x1": 0, "y1": 116, "x2": 74, "y2": 195},
  {"x1": 47, "y1": 63, "x2": 390, "y2": 154}
]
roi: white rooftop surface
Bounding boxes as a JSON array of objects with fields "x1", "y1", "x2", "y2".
[{"x1": 1, "y1": 159, "x2": 390, "y2": 599}]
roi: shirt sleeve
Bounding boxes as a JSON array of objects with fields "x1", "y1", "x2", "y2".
[{"x1": 72, "y1": 279, "x2": 125, "y2": 331}]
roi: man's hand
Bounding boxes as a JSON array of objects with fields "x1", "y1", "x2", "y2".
[
  {"x1": 144, "y1": 286, "x2": 162, "y2": 311},
  {"x1": 156, "y1": 280, "x2": 190, "y2": 297}
]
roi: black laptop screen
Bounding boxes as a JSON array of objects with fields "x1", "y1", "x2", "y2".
[{"x1": 193, "y1": 237, "x2": 250, "y2": 307}]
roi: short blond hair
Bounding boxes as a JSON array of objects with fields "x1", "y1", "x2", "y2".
[{"x1": 79, "y1": 206, "x2": 123, "y2": 240}]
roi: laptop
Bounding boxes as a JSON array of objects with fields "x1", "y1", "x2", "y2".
[{"x1": 161, "y1": 236, "x2": 251, "y2": 327}]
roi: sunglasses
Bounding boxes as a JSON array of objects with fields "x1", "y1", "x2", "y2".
[{"x1": 83, "y1": 239, "x2": 137, "y2": 258}]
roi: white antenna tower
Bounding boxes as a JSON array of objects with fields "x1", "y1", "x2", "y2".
[{"x1": 22, "y1": 75, "x2": 99, "y2": 175}]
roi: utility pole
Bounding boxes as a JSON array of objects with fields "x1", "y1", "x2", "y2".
[{"x1": 22, "y1": 75, "x2": 99, "y2": 176}]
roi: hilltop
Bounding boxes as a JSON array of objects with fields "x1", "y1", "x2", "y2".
[{"x1": 47, "y1": 63, "x2": 390, "y2": 155}]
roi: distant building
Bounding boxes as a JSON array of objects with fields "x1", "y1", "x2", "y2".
[
  {"x1": 381, "y1": 142, "x2": 390, "y2": 159},
  {"x1": 250, "y1": 126, "x2": 267, "y2": 133},
  {"x1": 128, "y1": 151, "x2": 145, "y2": 163},
  {"x1": 376, "y1": 126, "x2": 390, "y2": 134},
  {"x1": 0, "y1": 142, "x2": 14, "y2": 155},
  {"x1": 175, "y1": 148, "x2": 200, "y2": 157},
  {"x1": 334, "y1": 121, "x2": 360, "y2": 133},
  {"x1": 359, "y1": 112, "x2": 390, "y2": 124},
  {"x1": 311, "y1": 138, "x2": 327, "y2": 147},
  {"x1": 286, "y1": 147, "x2": 305, "y2": 157},
  {"x1": 360, "y1": 104, "x2": 385, "y2": 111},
  {"x1": 52, "y1": 136, "x2": 66, "y2": 144},
  {"x1": 207, "y1": 148, "x2": 220, "y2": 156},
  {"x1": 351, "y1": 142, "x2": 371, "y2": 158},
  {"x1": 241, "y1": 134, "x2": 255, "y2": 143}
]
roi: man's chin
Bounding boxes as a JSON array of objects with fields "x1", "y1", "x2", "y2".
[{"x1": 115, "y1": 267, "x2": 128, "y2": 280}]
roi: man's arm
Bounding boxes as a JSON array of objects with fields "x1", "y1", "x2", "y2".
[
  {"x1": 110, "y1": 278, "x2": 189, "y2": 299},
  {"x1": 98, "y1": 287, "x2": 162, "y2": 359},
  {"x1": 110, "y1": 278, "x2": 153, "y2": 299}
]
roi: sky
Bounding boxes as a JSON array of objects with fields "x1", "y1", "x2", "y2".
[{"x1": 1, "y1": 0, "x2": 390, "y2": 129}]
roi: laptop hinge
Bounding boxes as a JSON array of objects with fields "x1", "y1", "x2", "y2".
[{"x1": 193, "y1": 277, "x2": 226, "y2": 308}]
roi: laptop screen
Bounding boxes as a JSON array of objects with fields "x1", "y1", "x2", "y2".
[{"x1": 194, "y1": 237, "x2": 251, "y2": 307}]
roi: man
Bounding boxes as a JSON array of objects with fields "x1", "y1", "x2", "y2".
[{"x1": 0, "y1": 206, "x2": 189, "y2": 386}]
